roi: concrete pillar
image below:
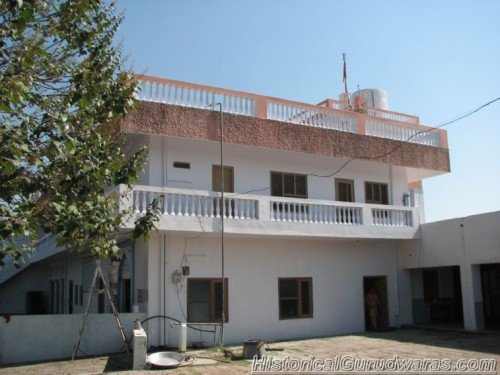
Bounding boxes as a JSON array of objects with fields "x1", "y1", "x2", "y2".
[
  {"x1": 132, "y1": 322, "x2": 148, "y2": 370},
  {"x1": 460, "y1": 264, "x2": 484, "y2": 330},
  {"x1": 409, "y1": 186, "x2": 425, "y2": 224},
  {"x1": 147, "y1": 234, "x2": 161, "y2": 347}
]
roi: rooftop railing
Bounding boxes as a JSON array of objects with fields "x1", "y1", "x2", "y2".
[{"x1": 135, "y1": 75, "x2": 448, "y2": 148}]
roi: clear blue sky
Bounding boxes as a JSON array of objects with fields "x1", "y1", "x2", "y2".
[{"x1": 117, "y1": 0, "x2": 500, "y2": 222}]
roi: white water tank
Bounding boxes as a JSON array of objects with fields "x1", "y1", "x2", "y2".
[{"x1": 351, "y1": 89, "x2": 389, "y2": 110}]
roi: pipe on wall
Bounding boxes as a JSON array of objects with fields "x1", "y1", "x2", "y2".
[{"x1": 392, "y1": 240, "x2": 400, "y2": 324}]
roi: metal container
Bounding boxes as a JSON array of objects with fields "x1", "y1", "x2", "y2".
[
  {"x1": 242, "y1": 340, "x2": 266, "y2": 359},
  {"x1": 147, "y1": 351, "x2": 185, "y2": 369}
]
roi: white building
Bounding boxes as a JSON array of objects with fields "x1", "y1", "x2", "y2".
[{"x1": 0, "y1": 76, "x2": 498, "y2": 362}]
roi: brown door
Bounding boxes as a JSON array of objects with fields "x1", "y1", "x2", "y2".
[{"x1": 363, "y1": 276, "x2": 389, "y2": 331}]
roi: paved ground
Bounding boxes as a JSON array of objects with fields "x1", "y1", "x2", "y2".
[{"x1": 1, "y1": 328, "x2": 499, "y2": 374}]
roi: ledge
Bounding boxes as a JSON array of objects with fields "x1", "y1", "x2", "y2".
[{"x1": 121, "y1": 101, "x2": 450, "y2": 172}]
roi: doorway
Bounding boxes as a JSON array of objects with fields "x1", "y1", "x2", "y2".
[
  {"x1": 481, "y1": 263, "x2": 500, "y2": 330},
  {"x1": 363, "y1": 276, "x2": 389, "y2": 331}
]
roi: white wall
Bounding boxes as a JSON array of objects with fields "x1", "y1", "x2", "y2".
[
  {"x1": 131, "y1": 134, "x2": 411, "y2": 207},
  {"x1": 0, "y1": 313, "x2": 146, "y2": 364},
  {"x1": 397, "y1": 211, "x2": 500, "y2": 330},
  {"x1": 0, "y1": 264, "x2": 51, "y2": 314},
  {"x1": 145, "y1": 232, "x2": 403, "y2": 347},
  {"x1": 397, "y1": 211, "x2": 500, "y2": 269}
]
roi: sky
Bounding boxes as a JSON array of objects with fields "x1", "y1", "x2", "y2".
[{"x1": 117, "y1": 0, "x2": 500, "y2": 223}]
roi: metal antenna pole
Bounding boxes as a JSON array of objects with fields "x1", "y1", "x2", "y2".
[
  {"x1": 209, "y1": 101, "x2": 225, "y2": 348},
  {"x1": 218, "y1": 103, "x2": 225, "y2": 348}
]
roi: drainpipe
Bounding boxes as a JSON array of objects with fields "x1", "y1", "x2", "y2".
[
  {"x1": 389, "y1": 165, "x2": 394, "y2": 205},
  {"x1": 132, "y1": 241, "x2": 136, "y2": 311},
  {"x1": 392, "y1": 240, "x2": 400, "y2": 325},
  {"x1": 163, "y1": 234, "x2": 168, "y2": 345}
]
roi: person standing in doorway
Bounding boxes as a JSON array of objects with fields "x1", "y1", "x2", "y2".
[{"x1": 365, "y1": 287, "x2": 381, "y2": 330}]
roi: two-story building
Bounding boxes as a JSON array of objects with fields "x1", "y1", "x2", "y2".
[{"x1": 1, "y1": 75, "x2": 497, "y2": 358}]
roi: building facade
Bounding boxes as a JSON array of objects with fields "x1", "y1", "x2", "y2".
[{"x1": 1, "y1": 75, "x2": 498, "y2": 355}]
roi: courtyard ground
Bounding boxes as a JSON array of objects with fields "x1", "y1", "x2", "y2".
[{"x1": 1, "y1": 327, "x2": 499, "y2": 374}]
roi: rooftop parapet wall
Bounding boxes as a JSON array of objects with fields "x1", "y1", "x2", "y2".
[
  {"x1": 134, "y1": 74, "x2": 448, "y2": 148},
  {"x1": 122, "y1": 101, "x2": 450, "y2": 173}
]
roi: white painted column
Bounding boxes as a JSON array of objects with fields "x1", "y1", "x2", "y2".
[
  {"x1": 147, "y1": 234, "x2": 161, "y2": 347},
  {"x1": 410, "y1": 187, "x2": 425, "y2": 224},
  {"x1": 460, "y1": 264, "x2": 484, "y2": 330}
]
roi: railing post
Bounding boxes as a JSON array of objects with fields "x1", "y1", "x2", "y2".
[
  {"x1": 438, "y1": 130, "x2": 448, "y2": 148},
  {"x1": 357, "y1": 114, "x2": 366, "y2": 135},
  {"x1": 362, "y1": 206, "x2": 372, "y2": 226},
  {"x1": 255, "y1": 97, "x2": 267, "y2": 119},
  {"x1": 259, "y1": 198, "x2": 270, "y2": 221}
]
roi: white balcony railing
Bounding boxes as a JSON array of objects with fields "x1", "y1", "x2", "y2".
[
  {"x1": 118, "y1": 185, "x2": 418, "y2": 239},
  {"x1": 270, "y1": 201, "x2": 363, "y2": 225},
  {"x1": 134, "y1": 75, "x2": 448, "y2": 148},
  {"x1": 372, "y1": 207, "x2": 413, "y2": 227},
  {"x1": 365, "y1": 119, "x2": 442, "y2": 147},
  {"x1": 267, "y1": 101, "x2": 358, "y2": 133},
  {"x1": 133, "y1": 188, "x2": 259, "y2": 220},
  {"x1": 136, "y1": 79, "x2": 256, "y2": 117}
]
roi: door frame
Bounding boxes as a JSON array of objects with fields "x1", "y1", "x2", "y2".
[{"x1": 363, "y1": 275, "x2": 389, "y2": 331}]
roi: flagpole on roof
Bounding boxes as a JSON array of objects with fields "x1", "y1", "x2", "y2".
[{"x1": 343, "y1": 53, "x2": 351, "y2": 108}]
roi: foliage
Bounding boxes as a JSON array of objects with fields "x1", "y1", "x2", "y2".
[{"x1": 0, "y1": 0, "x2": 157, "y2": 267}]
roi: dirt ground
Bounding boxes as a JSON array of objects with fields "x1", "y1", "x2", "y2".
[{"x1": 1, "y1": 328, "x2": 499, "y2": 374}]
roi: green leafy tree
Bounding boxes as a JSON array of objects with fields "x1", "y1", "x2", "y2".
[{"x1": 0, "y1": 0, "x2": 158, "y2": 267}]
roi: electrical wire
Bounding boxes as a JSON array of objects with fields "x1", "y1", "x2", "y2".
[{"x1": 233, "y1": 96, "x2": 500, "y2": 196}]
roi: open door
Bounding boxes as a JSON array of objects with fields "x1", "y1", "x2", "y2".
[{"x1": 363, "y1": 276, "x2": 389, "y2": 331}]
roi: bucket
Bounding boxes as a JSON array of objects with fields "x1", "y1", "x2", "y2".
[{"x1": 242, "y1": 340, "x2": 266, "y2": 359}]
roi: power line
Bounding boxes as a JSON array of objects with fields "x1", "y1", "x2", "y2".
[{"x1": 234, "y1": 96, "x2": 500, "y2": 197}]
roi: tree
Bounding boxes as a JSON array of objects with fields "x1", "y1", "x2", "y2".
[{"x1": 0, "y1": 0, "x2": 158, "y2": 267}]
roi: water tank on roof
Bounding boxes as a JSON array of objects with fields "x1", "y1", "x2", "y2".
[{"x1": 351, "y1": 89, "x2": 389, "y2": 110}]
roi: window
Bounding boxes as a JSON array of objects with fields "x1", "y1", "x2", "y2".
[
  {"x1": 271, "y1": 172, "x2": 307, "y2": 198},
  {"x1": 278, "y1": 278, "x2": 313, "y2": 319},
  {"x1": 173, "y1": 161, "x2": 190, "y2": 169},
  {"x1": 335, "y1": 179, "x2": 355, "y2": 202},
  {"x1": 212, "y1": 165, "x2": 234, "y2": 193},
  {"x1": 365, "y1": 182, "x2": 389, "y2": 205},
  {"x1": 187, "y1": 278, "x2": 228, "y2": 323}
]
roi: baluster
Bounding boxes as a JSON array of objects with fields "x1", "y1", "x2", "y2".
[
  {"x1": 241, "y1": 200, "x2": 247, "y2": 219},
  {"x1": 152, "y1": 82, "x2": 158, "y2": 102},
  {"x1": 159, "y1": 83, "x2": 165, "y2": 103},
  {"x1": 300, "y1": 204, "x2": 305, "y2": 222},
  {"x1": 214, "y1": 197, "x2": 220, "y2": 218},
  {"x1": 233, "y1": 199, "x2": 239, "y2": 219},
  {"x1": 180, "y1": 195, "x2": 187, "y2": 216},
  {"x1": 133, "y1": 191, "x2": 139, "y2": 212},
  {"x1": 250, "y1": 200, "x2": 255, "y2": 219},
  {"x1": 227, "y1": 198, "x2": 233, "y2": 218},
  {"x1": 202, "y1": 197, "x2": 208, "y2": 217},
  {"x1": 140, "y1": 191, "x2": 146, "y2": 213},
  {"x1": 162, "y1": 193, "x2": 167, "y2": 214},
  {"x1": 194, "y1": 196, "x2": 200, "y2": 217},
  {"x1": 170, "y1": 194, "x2": 176, "y2": 215}
]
